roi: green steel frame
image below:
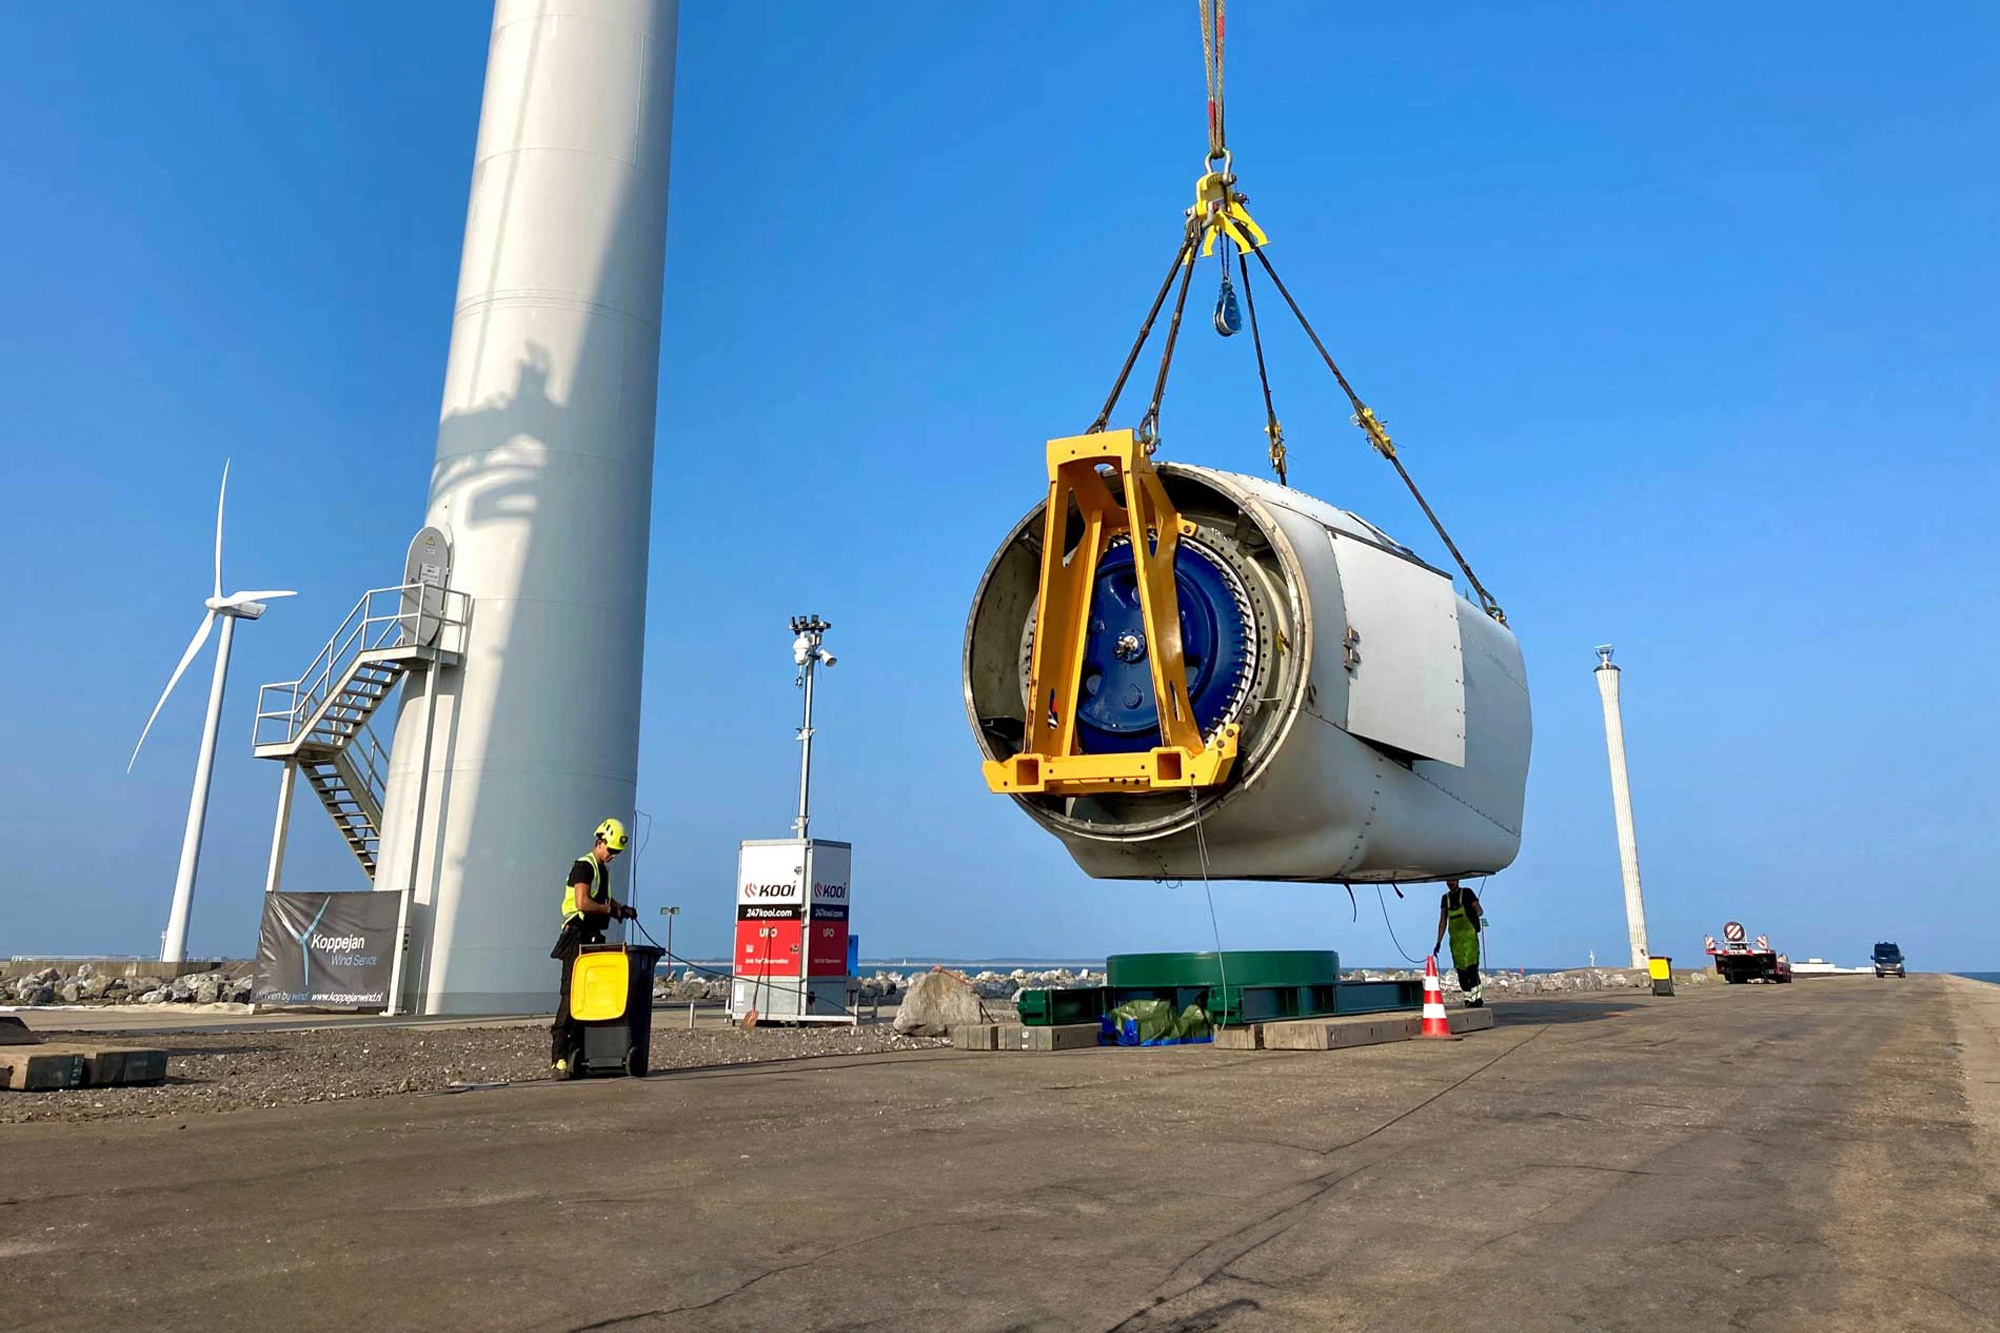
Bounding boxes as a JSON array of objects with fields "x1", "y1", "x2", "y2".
[{"x1": 1016, "y1": 950, "x2": 1422, "y2": 1027}]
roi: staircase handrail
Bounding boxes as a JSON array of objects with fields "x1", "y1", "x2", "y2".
[
  {"x1": 346, "y1": 717, "x2": 392, "y2": 815},
  {"x1": 254, "y1": 582, "x2": 468, "y2": 749}
]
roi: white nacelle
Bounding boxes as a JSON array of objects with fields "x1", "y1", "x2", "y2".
[{"x1": 962, "y1": 464, "x2": 1531, "y2": 883}]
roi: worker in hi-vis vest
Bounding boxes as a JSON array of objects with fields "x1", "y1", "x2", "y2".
[
  {"x1": 1431, "y1": 878, "x2": 1486, "y2": 1008},
  {"x1": 549, "y1": 817, "x2": 636, "y2": 1071}
]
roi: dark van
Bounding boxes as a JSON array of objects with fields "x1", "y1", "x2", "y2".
[{"x1": 1872, "y1": 942, "x2": 1906, "y2": 978}]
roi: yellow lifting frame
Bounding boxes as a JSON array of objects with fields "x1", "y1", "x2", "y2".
[{"x1": 983, "y1": 430, "x2": 1241, "y2": 798}]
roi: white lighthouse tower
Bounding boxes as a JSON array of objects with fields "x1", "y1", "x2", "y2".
[{"x1": 1593, "y1": 645, "x2": 1651, "y2": 970}]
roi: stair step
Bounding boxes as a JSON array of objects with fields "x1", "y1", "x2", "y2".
[{"x1": 267, "y1": 626, "x2": 414, "y2": 887}]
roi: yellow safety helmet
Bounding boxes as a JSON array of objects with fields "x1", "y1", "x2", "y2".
[{"x1": 595, "y1": 817, "x2": 630, "y2": 852}]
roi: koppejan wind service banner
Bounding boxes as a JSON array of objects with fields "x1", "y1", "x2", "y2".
[{"x1": 254, "y1": 891, "x2": 400, "y2": 1010}]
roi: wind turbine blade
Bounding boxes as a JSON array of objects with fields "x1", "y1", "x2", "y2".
[
  {"x1": 128, "y1": 611, "x2": 215, "y2": 774},
  {"x1": 224, "y1": 590, "x2": 297, "y2": 604},
  {"x1": 213, "y1": 459, "x2": 229, "y2": 600}
]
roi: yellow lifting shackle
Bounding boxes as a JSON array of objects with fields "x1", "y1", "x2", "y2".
[{"x1": 1190, "y1": 152, "x2": 1269, "y2": 261}]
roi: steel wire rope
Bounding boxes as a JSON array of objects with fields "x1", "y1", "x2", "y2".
[
  {"x1": 1102, "y1": 1022, "x2": 1550, "y2": 1333},
  {"x1": 1138, "y1": 230, "x2": 1204, "y2": 449},
  {"x1": 1375, "y1": 883, "x2": 1427, "y2": 966},
  {"x1": 628, "y1": 807, "x2": 656, "y2": 926},
  {"x1": 1475, "y1": 873, "x2": 1492, "y2": 979},
  {"x1": 1089, "y1": 233, "x2": 1199, "y2": 435},
  {"x1": 1187, "y1": 790, "x2": 1231, "y2": 1025},
  {"x1": 1245, "y1": 245, "x2": 1506, "y2": 623},
  {"x1": 630, "y1": 915, "x2": 821, "y2": 1005},
  {"x1": 1236, "y1": 251, "x2": 1286, "y2": 484}
]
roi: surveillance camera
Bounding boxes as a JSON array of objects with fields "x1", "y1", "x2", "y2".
[{"x1": 818, "y1": 652, "x2": 837, "y2": 667}]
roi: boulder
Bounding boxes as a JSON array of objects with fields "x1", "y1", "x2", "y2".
[
  {"x1": 74, "y1": 962, "x2": 95, "y2": 982},
  {"x1": 892, "y1": 970, "x2": 985, "y2": 1036},
  {"x1": 57, "y1": 981, "x2": 85, "y2": 1004},
  {"x1": 659, "y1": 978, "x2": 724, "y2": 1004},
  {"x1": 192, "y1": 977, "x2": 223, "y2": 1005},
  {"x1": 22, "y1": 985, "x2": 55, "y2": 1006},
  {"x1": 138, "y1": 989, "x2": 168, "y2": 1005}
]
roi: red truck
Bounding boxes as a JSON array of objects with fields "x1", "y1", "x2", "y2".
[{"x1": 1705, "y1": 922, "x2": 1792, "y2": 984}]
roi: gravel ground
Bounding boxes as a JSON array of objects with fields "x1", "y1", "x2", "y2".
[{"x1": 1, "y1": 1021, "x2": 947, "y2": 1125}]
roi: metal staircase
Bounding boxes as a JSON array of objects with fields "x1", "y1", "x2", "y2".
[{"x1": 253, "y1": 583, "x2": 468, "y2": 879}]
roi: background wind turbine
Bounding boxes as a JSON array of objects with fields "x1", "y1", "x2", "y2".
[{"x1": 129, "y1": 460, "x2": 295, "y2": 962}]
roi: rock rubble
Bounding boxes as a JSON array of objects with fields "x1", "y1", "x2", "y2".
[
  {"x1": 1341, "y1": 965, "x2": 1714, "y2": 994},
  {"x1": 0, "y1": 964, "x2": 254, "y2": 1008},
  {"x1": 647, "y1": 967, "x2": 1109, "y2": 1006}
]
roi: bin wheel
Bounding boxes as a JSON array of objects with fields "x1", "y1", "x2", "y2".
[
  {"x1": 624, "y1": 1044, "x2": 647, "y2": 1079},
  {"x1": 564, "y1": 1042, "x2": 586, "y2": 1079}
]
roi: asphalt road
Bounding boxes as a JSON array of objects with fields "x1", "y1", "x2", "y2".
[{"x1": 3, "y1": 976, "x2": 1995, "y2": 1332}]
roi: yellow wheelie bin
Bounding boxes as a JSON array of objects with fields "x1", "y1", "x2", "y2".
[{"x1": 562, "y1": 944, "x2": 665, "y2": 1077}]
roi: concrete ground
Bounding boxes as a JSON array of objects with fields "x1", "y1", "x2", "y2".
[{"x1": 3, "y1": 976, "x2": 1995, "y2": 1333}]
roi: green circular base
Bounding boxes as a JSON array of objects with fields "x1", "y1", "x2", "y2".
[{"x1": 1106, "y1": 950, "x2": 1339, "y2": 990}]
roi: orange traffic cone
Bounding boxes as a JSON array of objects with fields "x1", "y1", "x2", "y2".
[{"x1": 1420, "y1": 956, "x2": 1453, "y2": 1039}]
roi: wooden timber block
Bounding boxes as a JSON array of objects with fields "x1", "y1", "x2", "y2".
[
  {"x1": 0, "y1": 1048, "x2": 87, "y2": 1091},
  {"x1": 1214, "y1": 1025, "x2": 1263, "y2": 1050},
  {"x1": 951, "y1": 1024, "x2": 1002, "y2": 1051},
  {"x1": 25, "y1": 1044, "x2": 170, "y2": 1087},
  {"x1": 0, "y1": 1016, "x2": 42, "y2": 1046},
  {"x1": 1019, "y1": 1023, "x2": 1101, "y2": 1051},
  {"x1": 1263, "y1": 1014, "x2": 1422, "y2": 1051},
  {"x1": 85, "y1": 1047, "x2": 170, "y2": 1086}
]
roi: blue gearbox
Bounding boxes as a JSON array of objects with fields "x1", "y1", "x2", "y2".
[{"x1": 1073, "y1": 535, "x2": 1256, "y2": 754}]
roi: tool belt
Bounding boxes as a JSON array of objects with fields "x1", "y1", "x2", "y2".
[{"x1": 550, "y1": 915, "x2": 608, "y2": 961}]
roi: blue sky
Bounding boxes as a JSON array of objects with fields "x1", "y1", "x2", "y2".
[{"x1": 2, "y1": 3, "x2": 1994, "y2": 969}]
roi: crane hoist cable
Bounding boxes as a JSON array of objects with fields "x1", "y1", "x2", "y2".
[{"x1": 1199, "y1": 0, "x2": 1228, "y2": 163}]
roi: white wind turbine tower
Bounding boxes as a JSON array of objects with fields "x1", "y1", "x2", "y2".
[{"x1": 128, "y1": 460, "x2": 294, "y2": 962}]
